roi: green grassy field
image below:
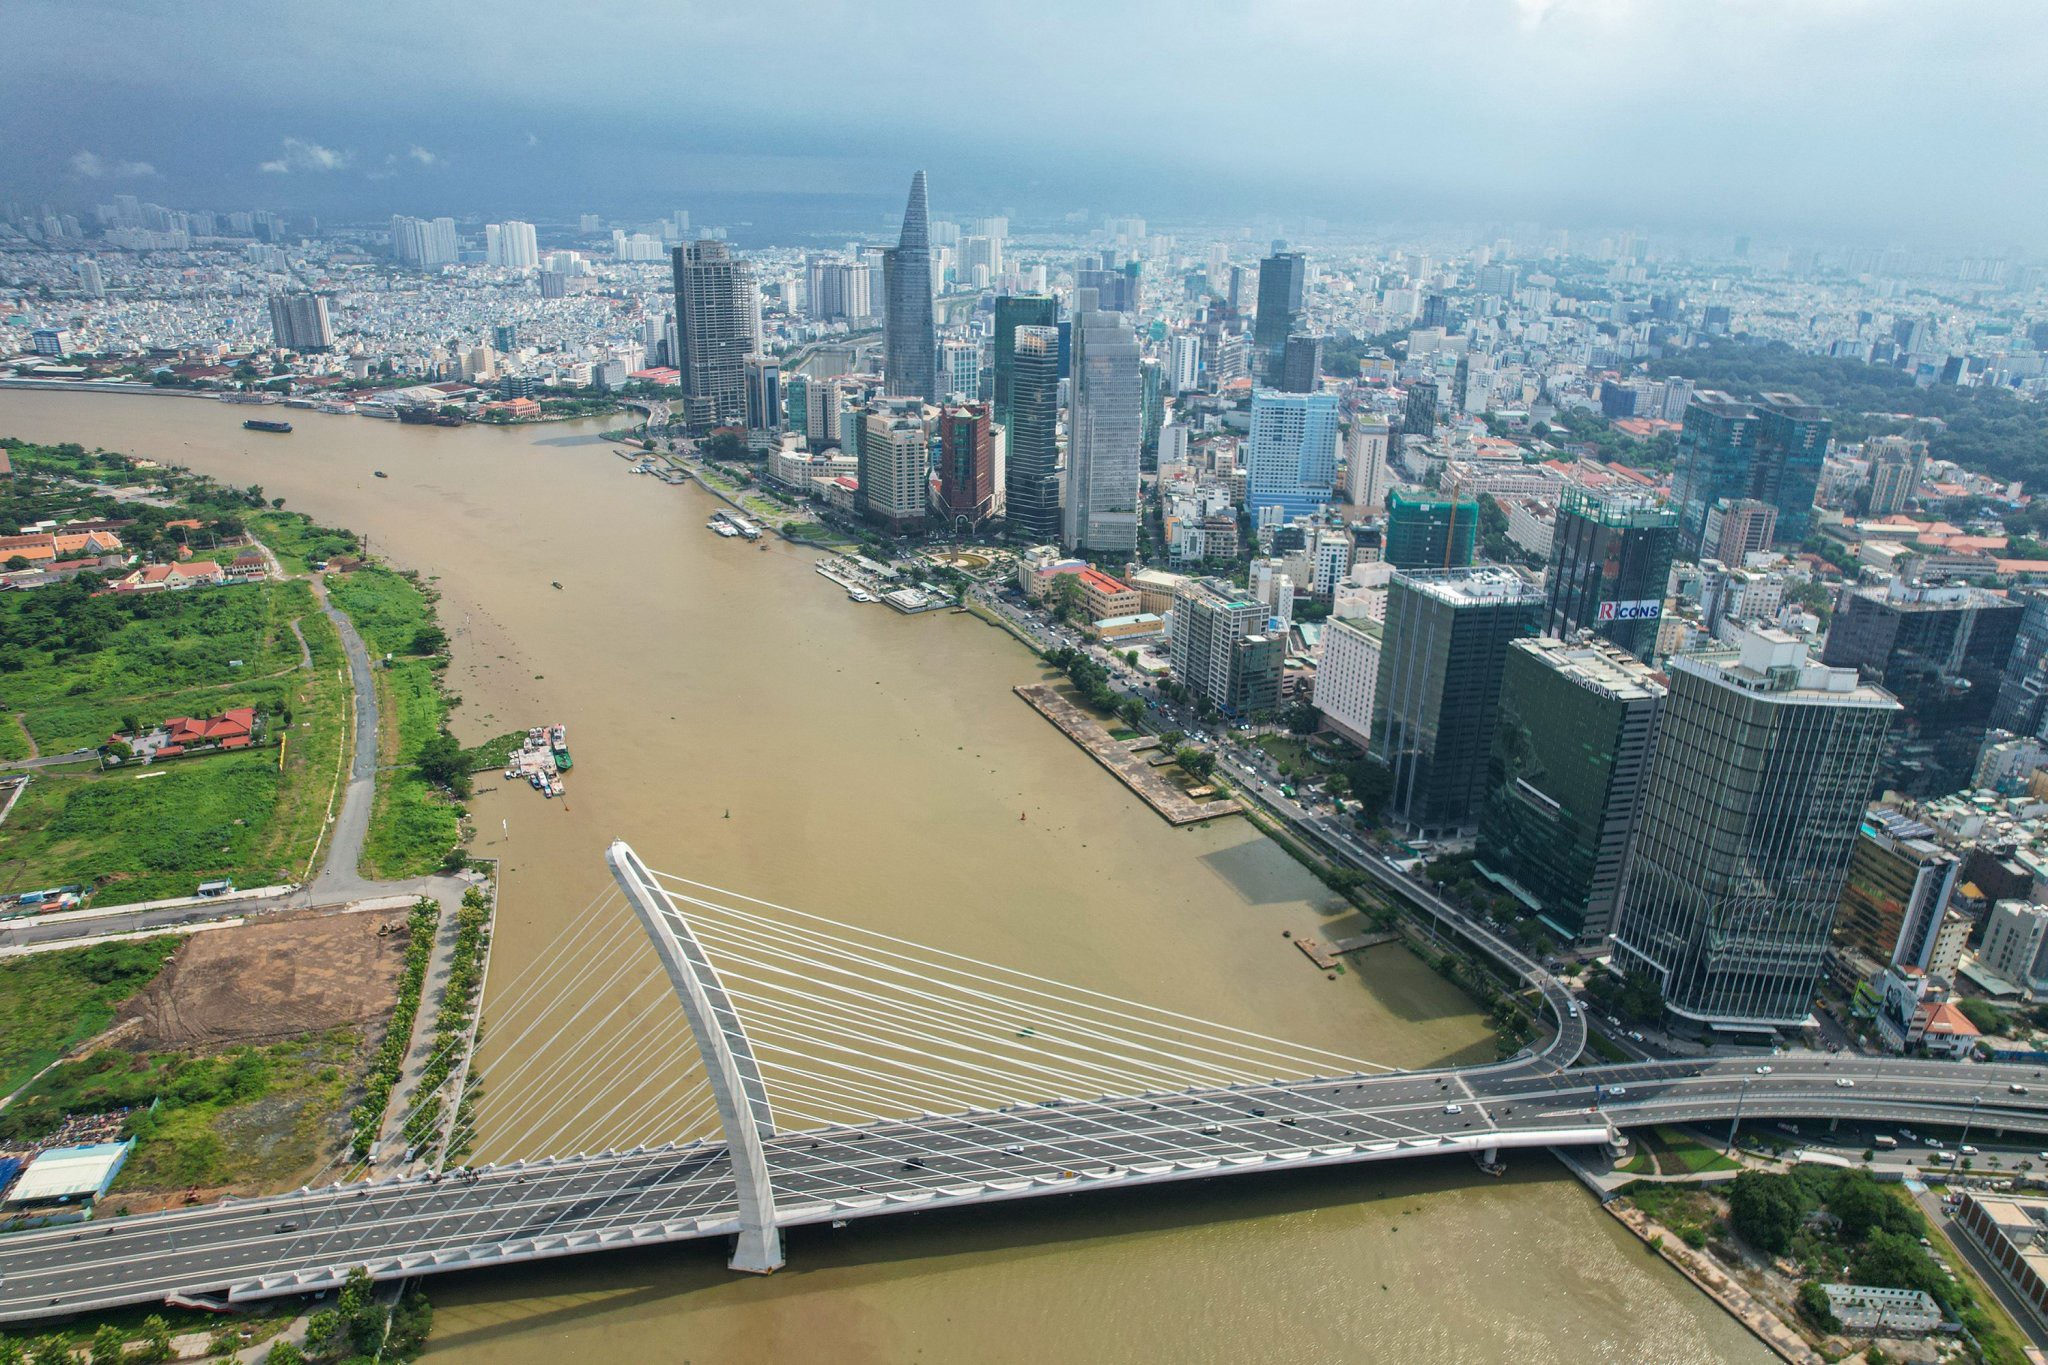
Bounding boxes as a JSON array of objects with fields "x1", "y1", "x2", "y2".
[
  {"x1": 0, "y1": 600, "x2": 350, "y2": 903},
  {"x1": 0, "y1": 938, "x2": 179, "y2": 1097}
]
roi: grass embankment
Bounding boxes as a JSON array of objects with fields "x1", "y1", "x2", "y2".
[
  {"x1": 325, "y1": 566, "x2": 464, "y2": 878},
  {"x1": 0, "y1": 577, "x2": 350, "y2": 903},
  {"x1": 351, "y1": 897, "x2": 437, "y2": 1160},
  {"x1": 1638, "y1": 1126, "x2": 1740, "y2": 1175},
  {"x1": 0, "y1": 938, "x2": 178, "y2": 1095},
  {"x1": 403, "y1": 887, "x2": 492, "y2": 1163}
]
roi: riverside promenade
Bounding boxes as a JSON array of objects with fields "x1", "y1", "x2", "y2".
[{"x1": 1015, "y1": 684, "x2": 1242, "y2": 825}]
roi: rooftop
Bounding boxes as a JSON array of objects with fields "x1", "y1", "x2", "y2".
[
  {"x1": 1512, "y1": 635, "x2": 1666, "y2": 703},
  {"x1": 1392, "y1": 565, "x2": 1543, "y2": 608}
]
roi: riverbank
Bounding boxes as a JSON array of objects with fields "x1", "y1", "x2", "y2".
[{"x1": 0, "y1": 389, "x2": 1774, "y2": 1365}]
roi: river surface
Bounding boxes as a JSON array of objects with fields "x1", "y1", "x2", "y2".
[{"x1": 0, "y1": 392, "x2": 1768, "y2": 1362}]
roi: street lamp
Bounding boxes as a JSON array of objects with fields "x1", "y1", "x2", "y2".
[
  {"x1": 1957, "y1": 1094, "x2": 1983, "y2": 1162},
  {"x1": 1726, "y1": 1075, "x2": 1752, "y2": 1155}
]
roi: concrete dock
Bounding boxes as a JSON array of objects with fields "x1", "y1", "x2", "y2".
[{"x1": 1015, "y1": 684, "x2": 1242, "y2": 826}]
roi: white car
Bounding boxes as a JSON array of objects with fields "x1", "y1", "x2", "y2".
[
  {"x1": 1443, "y1": 1104, "x2": 1463, "y2": 1115},
  {"x1": 1755, "y1": 1065, "x2": 1774, "y2": 1075},
  {"x1": 1835, "y1": 1078, "x2": 1855, "y2": 1088}
]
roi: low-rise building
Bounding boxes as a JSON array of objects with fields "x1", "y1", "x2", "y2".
[
  {"x1": 1955, "y1": 1192, "x2": 2048, "y2": 1329},
  {"x1": 1075, "y1": 568, "x2": 1140, "y2": 622},
  {"x1": 1818, "y1": 1284, "x2": 1946, "y2": 1337}
]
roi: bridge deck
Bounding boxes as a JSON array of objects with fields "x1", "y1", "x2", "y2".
[{"x1": 6, "y1": 1054, "x2": 2048, "y2": 1324}]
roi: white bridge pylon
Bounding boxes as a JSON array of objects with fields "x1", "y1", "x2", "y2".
[{"x1": 606, "y1": 840, "x2": 1395, "y2": 1273}]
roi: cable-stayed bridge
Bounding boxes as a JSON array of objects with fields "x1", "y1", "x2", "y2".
[{"x1": 4, "y1": 842, "x2": 2046, "y2": 1325}]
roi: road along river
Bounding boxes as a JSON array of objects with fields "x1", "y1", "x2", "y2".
[{"x1": 0, "y1": 391, "x2": 1769, "y2": 1363}]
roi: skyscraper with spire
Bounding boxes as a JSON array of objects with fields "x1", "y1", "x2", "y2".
[{"x1": 883, "y1": 171, "x2": 937, "y2": 402}]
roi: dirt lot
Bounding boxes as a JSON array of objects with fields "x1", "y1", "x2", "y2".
[{"x1": 117, "y1": 908, "x2": 408, "y2": 1052}]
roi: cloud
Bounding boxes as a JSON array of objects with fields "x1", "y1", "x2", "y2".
[
  {"x1": 257, "y1": 137, "x2": 353, "y2": 174},
  {"x1": 68, "y1": 150, "x2": 156, "y2": 179},
  {"x1": 406, "y1": 144, "x2": 440, "y2": 166}
]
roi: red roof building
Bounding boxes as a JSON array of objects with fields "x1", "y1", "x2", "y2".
[{"x1": 162, "y1": 707, "x2": 257, "y2": 748}]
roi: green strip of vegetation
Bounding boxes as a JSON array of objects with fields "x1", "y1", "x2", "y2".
[
  {"x1": 402, "y1": 886, "x2": 492, "y2": 1162},
  {"x1": 319, "y1": 562, "x2": 472, "y2": 877},
  {"x1": 349, "y1": 897, "x2": 437, "y2": 1160},
  {"x1": 0, "y1": 937, "x2": 178, "y2": 1095}
]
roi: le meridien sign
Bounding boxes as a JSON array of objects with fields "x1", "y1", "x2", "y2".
[{"x1": 1596, "y1": 599, "x2": 1664, "y2": 622}]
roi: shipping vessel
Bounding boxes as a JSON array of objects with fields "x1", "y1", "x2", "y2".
[{"x1": 243, "y1": 419, "x2": 293, "y2": 433}]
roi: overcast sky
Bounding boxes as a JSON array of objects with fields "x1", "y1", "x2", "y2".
[{"x1": 6, "y1": 0, "x2": 2044, "y2": 246}]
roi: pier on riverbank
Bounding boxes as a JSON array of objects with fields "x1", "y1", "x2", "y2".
[{"x1": 1015, "y1": 684, "x2": 1241, "y2": 826}]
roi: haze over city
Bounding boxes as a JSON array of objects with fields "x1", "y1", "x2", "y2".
[{"x1": 8, "y1": 0, "x2": 2048, "y2": 241}]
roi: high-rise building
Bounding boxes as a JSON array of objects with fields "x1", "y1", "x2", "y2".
[
  {"x1": 390, "y1": 214, "x2": 458, "y2": 267},
  {"x1": 1420, "y1": 293, "x2": 1451, "y2": 330},
  {"x1": 1401, "y1": 380, "x2": 1438, "y2": 440},
  {"x1": 1834, "y1": 807, "x2": 1960, "y2": 971},
  {"x1": 1252, "y1": 251, "x2": 1306, "y2": 384},
  {"x1": 1751, "y1": 392, "x2": 1830, "y2": 546},
  {"x1": 1610, "y1": 628, "x2": 1898, "y2": 1034},
  {"x1": 1140, "y1": 357, "x2": 1164, "y2": 464},
  {"x1": 856, "y1": 397, "x2": 930, "y2": 533},
  {"x1": 487, "y1": 220, "x2": 538, "y2": 268},
  {"x1": 1821, "y1": 578, "x2": 2024, "y2": 796},
  {"x1": 1315, "y1": 615, "x2": 1383, "y2": 749},
  {"x1": 992, "y1": 294, "x2": 1057, "y2": 434},
  {"x1": 1169, "y1": 333, "x2": 1202, "y2": 393},
  {"x1": 1063, "y1": 292, "x2": 1142, "y2": 555},
  {"x1": 1170, "y1": 578, "x2": 1283, "y2": 716},
  {"x1": 1278, "y1": 333, "x2": 1322, "y2": 394},
  {"x1": 743, "y1": 355, "x2": 782, "y2": 438},
  {"x1": 939, "y1": 337, "x2": 981, "y2": 401},
  {"x1": 1701, "y1": 497, "x2": 1778, "y2": 566},
  {"x1": 1992, "y1": 589, "x2": 2048, "y2": 740},
  {"x1": 492, "y1": 323, "x2": 520, "y2": 354},
  {"x1": 1383, "y1": 489, "x2": 1478, "y2": 570},
  {"x1": 806, "y1": 257, "x2": 873, "y2": 321},
  {"x1": 1373, "y1": 567, "x2": 1545, "y2": 837},
  {"x1": 1866, "y1": 436, "x2": 1928, "y2": 516},
  {"x1": 1343, "y1": 415, "x2": 1391, "y2": 511},
  {"x1": 1004, "y1": 325, "x2": 1062, "y2": 542},
  {"x1": 1244, "y1": 389, "x2": 1340, "y2": 521},
  {"x1": 1672, "y1": 389, "x2": 1830, "y2": 552},
  {"x1": 266, "y1": 292, "x2": 333, "y2": 353},
  {"x1": 1543, "y1": 487, "x2": 1680, "y2": 663},
  {"x1": 1980, "y1": 902, "x2": 2048, "y2": 998},
  {"x1": 670, "y1": 241, "x2": 760, "y2": 429},
  {"x1": 74, "y1": 258, "x2": 104, "y2": 298},
  {"x1": 882, "y1": 172, "x2": 937, "y2": 402},
  {"x1": 935, "y1": 403, "x2": 996, "y2": 529},
  {"x1": 1671, "y1": 389, "x2": 1757, "y2": 551},
  {"x1": 1478, "y1": 636, "x2": 1665, "y2": 947}
]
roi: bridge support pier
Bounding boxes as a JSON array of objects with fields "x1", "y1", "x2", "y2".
[{"x1": 610, "y1": 841, "x2": 784, "y2": 1274}]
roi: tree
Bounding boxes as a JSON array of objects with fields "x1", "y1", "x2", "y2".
[
  {"x1": 90, "y1": 1324, "x2": 126, "y2": 1365},
  {"x1": 264, "y1": 1341, "x2": 308, "y2": 1365},
  {"x1": 136, "y1": 1315, "x2": 173, "y2": 1364},
  {"x1": 303, "y1": 1309, "x2": 347, "y2": 1360},
  {"x1": 1795, "y1": 1280, "x2": 1841, "y2": 1334},
  {"x1": 1957, "y1": 997, "x2": 2007, "y2": 1034},
  {"x1": 1727, "y1": 1171, "x2": 1808, "y2": 1254},
  {"x1": 1117, "y1": 696, "x2": 1146, "y2": 727},
  {"x1": 1048, "y1": 573, "x2": 1085, "y2": 625},
  {"x1": 1174, "y1": 746, "x2": 1216, "y2": 780},
  {"x1": 28, "y1": 1339, "x2": 70, "y2": 1365},
  {"x1": 415, "y1": 731, "x2": 471, "y2": 796}
]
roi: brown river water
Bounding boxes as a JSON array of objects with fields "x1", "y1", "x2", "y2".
[{"x1": 0, "y1": 392, "x2": 1767, "y2": 1363}]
